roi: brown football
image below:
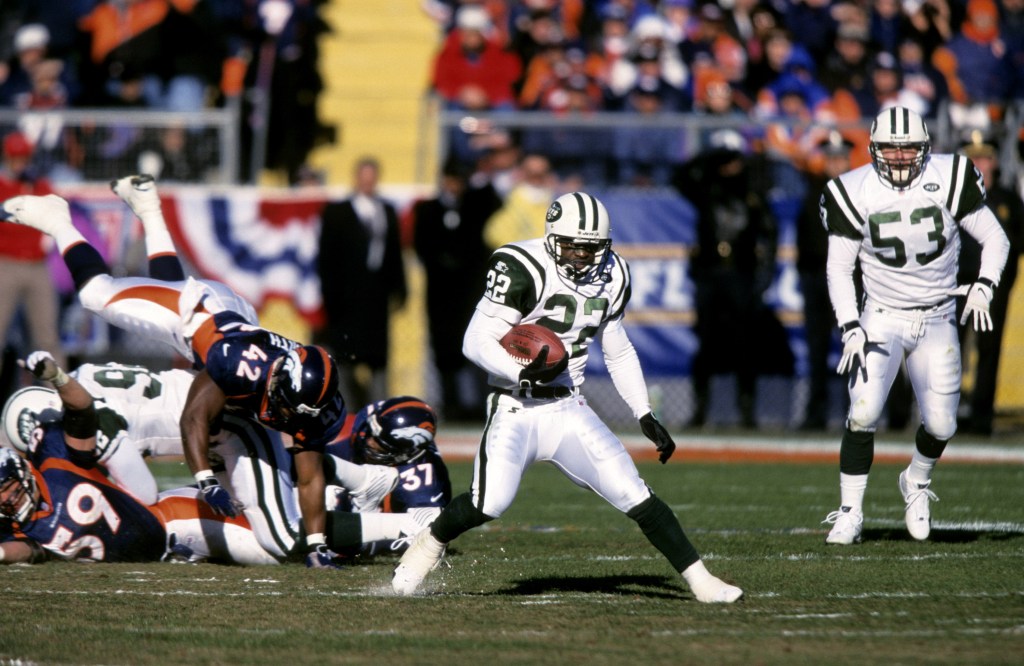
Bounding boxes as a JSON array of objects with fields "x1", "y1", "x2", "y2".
[{"x1": 499, "y1": 323, "x2": 567, "y2": 368}]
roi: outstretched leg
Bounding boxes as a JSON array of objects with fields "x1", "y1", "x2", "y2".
[{"x1": 111, "y1": 174, "x2": 184, "y2": 281}]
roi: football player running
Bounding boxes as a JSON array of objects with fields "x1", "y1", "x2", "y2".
[
  {"x1": 392, "y1": 192, "x2": 743, "y2": 603},
  {"x1": 820, "y1": 107, "x2": 1009, "y2": 545},
  {"x1": 0, "y1": 176, "x2": 393, "y2": 568}
]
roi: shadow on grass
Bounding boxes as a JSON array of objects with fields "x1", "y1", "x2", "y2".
[
  {"x1": 496, "y1": 574, "x2": 688, "y2": 600},
  {"x1": 860, "y1": 527, "x2": 1024, "y2": 544}
]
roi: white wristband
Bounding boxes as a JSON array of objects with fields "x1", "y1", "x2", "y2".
[
  {"x1": 306, "y1": 532, "x2": 326, "y2": 547},
  {"x1": 194, "y1": 470, "x2": 216, "y2": 484}
]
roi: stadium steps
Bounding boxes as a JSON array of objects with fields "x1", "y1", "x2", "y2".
[{"x1": 312, "y1": 0, "x2": 439, "y2": 185}]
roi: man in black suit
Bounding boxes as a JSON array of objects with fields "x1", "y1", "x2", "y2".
[{"x1": 318, "y1": 157, "x2": 407, "y2": 407}]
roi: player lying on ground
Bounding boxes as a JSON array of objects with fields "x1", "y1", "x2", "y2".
[
  {"x1": 392, "y1": 192, "x2": 743, "y2": 603},
  {"x1": 2, "y1": 352, "x2": 427, "y2": 564},
  {"x1": 1, "y1": 177, "x2": 349, "y2": 567},
  {"x1": 820, "y1": 106, "x2": 1009, "y2": 545},
  {"x1": 3, "y1": 356, "x2": 197, "y2": 504},
  {"x1": 0, "y1": 355, "x2": 275, "y2": 565},
  {"x1": 325, "y1": 396, "x2": 452, "y2": 558}
]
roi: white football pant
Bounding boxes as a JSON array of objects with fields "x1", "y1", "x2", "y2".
[
  {"x1": 471, "y1": 393, "x2": 652, "y2": 518},
  {"x1": 848, "y1": 300, "x2": 960, "y2": 440}
]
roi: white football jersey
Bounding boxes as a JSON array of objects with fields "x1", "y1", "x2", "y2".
[
  {"x1": 475, "y1": 238, "x2": 631, "y2": 388},
  {"x1": 821, "y1": 153, "x2": 986, "y2": 311},
  {"x1": 72, "y1": 363, "x2": 194, "y2": 457}
]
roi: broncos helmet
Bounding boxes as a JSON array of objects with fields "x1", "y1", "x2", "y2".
[
  {"x1": 352, "y1": 396, "x2": 437, "y2": 466},
  {"x1": 2, "y1": 386, "x2": 62, "y2": 453},
  {"x1": 869, "y1": 106, "x2": 931, "y2": 190},
  {"x1": 544, "y1": 192, "x2": 613, "y2": 284},
  {"x1": 0, "y1": 447, "x2": 38, "y2": 523},
  {"x1": 264, "y1": 345, "x2": 340, "y2": 421}
]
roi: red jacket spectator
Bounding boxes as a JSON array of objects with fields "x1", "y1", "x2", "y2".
[{"x1": 431, "y1": 5, "x2": 522, "y2": 109}]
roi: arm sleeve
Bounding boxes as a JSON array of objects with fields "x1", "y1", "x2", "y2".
[
  {"x1": 600, "y1": 316, "x2": 651, "y2": 419},
  {"x1": 826, "y1": 234, "x2": 862, "y2": 327},
  {"x1": 959, "y1": 206, "x2": 1010, "y2": 287},
  {"x1": 462, "y1": 308, "x2": 528, "y2": 382}
]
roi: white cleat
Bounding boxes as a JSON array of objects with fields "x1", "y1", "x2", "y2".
[
  {"x1": 899, "y1": 470, "x2": 938, "y2": 541},
  {"x1": 349, "y1": 465, "x2": 399, "y2": 513},
  {"x1": 111, "y1": 174, "x2": 162, "y2": 218},
  {"x1": 689, "y1": 576, "x2": 744, "y2": 603},
  {"x1": 823, "y1": 506, "x2": 863, "y2": 545},
  {"x1": 392, "y1": 528, "x2": 446, "y2": 596},
  {"x1": 1, "y1": 194, "x2": 72, "y2": 236}
]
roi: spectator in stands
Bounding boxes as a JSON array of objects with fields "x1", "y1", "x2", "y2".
[
  {"x1": 318, "y1": 157, "x2": 407, "y2": 407},
  {"x1": 660, "y1": 0, "x2": 698, "y2": 48},
  {"x1": 933, "y1": 0, "x2": 1014, "y2": 136},
  {"x1": 509, "y1": 3, "x2": 566, "y2": 78},
  {"x1": 525, "y1": 71, "x2": 611, "y2": 187},
  {"x1": 796, "y1": 131, "x2": 854, "y2": 431},
  {"x1": 755, "y1": 42, "x2": 832, "y2": 122},
  {"x1": 1000, "y1": 0, "x2": 1024, "y2": 99},
  {"x1": 412, "y1": 158, "x2": 501, "y2": 420},
  {"x1": 605, "y1": 14, "x2": 689, "y2": 108},
  {"x1": 675, "y1": 131, "x2": 778, "y2": 428},
  {"x1": 0, "y1": 23, "x2": 46, "y2": 106},
  {"x1": 132, "y1": 125, "x2": 207, "y2": 183},
  {"x1": 870, "y1": 0, "x2": 913, "y2": 55},
  {"x1": 730, "y1": 4, "x2": 782, "y2": 110},
  {"x1": 0, "y1": 131, "x2": 64, "y2": 403},
  {"x1": 819, "y1": 23, "x2": 875, "y2": 98},
  {"x1": 612, "y1": 77, "x2": 685, "y2": 187},
  {"x1": 956, "y1": 137, "x2": 1024, "y2": 436},
  {"x1": 483, "y1": 152, "x2": 555, "y2": 250},
  {"x1": 904, "y1": 0, "x2": 955, "y2": 56},
  {"x1": 431, "y1": 4, "x2": 522, "y2": 166},
  {"x1": 76, "y1": 0, "x2": 223, "y2": 111},
  {"x1": 678, "y1": 3, "x2": 746, "y2": 91},
  {"x1": 782, "y1": 0, "x2": 839, "y2": 62},
  {"x1": 742, "y1": 27, "x2": 794, "y2": 109},
  {"x1": 896, "y1": 33, "x2": 949, "y2": 118}
]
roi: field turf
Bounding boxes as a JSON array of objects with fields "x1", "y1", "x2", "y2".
[{"x1": 2, "y1": 452, "x2": 1022, "y2": 665}]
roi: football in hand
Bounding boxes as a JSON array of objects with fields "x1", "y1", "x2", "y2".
[{"x1": 500, "y1": 324, "x2": 567, "y2": 368}]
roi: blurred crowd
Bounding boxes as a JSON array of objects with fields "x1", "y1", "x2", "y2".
[
  {"x1": 426, "y1": 0, "x2": 1024, "y2": 186},
  {"x1": 0, "y1": 0, "x2": 332, "y2": 184}
]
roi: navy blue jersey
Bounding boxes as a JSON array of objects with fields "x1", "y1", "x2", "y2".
[
  {"x1": 1, "y1": 426, "x2": 166, "y2": 562},
  {"x1": 195, "y1": 312, "x2": 345, "y2": 451},
  {"x1": 326, "y1": 440, "x2": 452, "y2": 512}
]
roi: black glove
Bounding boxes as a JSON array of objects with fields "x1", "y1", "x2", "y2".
[
  {"x1": 305, "y1": 543, "x2": 343, "y2": 569},
  {"x1": 518, "y1": 346, "x2": 569, "y2": 388},
  {"x1": 198, "y1": 477, "x2": 242, "y2": 517},
  {"x1": 640, "y1": 412, "x2": 676, "y2": 464}
]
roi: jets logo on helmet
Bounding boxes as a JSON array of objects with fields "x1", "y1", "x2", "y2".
[
  {"x1": 869, "y1": 106, "x2": 931, "y2": 190},
  {"x1": 544, "y1": 192, "x2": 613, "y2": 284},
  {"x1": 354, "y1": 396, "x2": 437, "y2": 466},
  {"x1": 265, "y1": 345, "x2": 339, "y2": 420},
  {"x1": 0, "y1": 447, "x2": 38, "y2": 523},
  {"x1": 2, "y1": 386, "x2": 62, "y2": 453}
]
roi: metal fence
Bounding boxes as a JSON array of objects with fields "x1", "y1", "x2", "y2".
[{"x1": 0, "y1": 107, "x2": 239, "y2": 185}]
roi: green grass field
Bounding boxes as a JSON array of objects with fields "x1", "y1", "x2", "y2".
[{"x1": 2, "y1": 455, "x2": 1023, "y2": 665}]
